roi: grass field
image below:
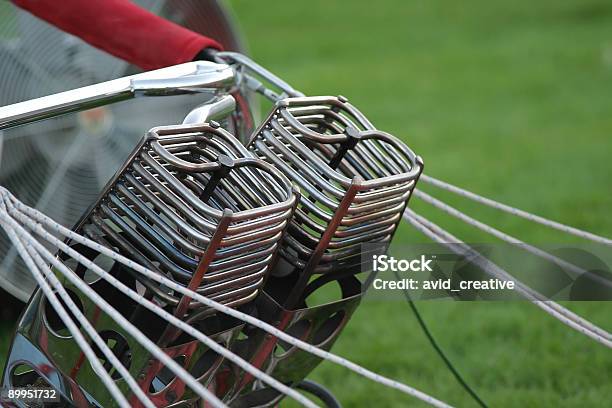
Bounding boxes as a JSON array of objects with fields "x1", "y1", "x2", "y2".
[
  {"x1": 1, "y1": 1, "x2": 611, "y2": 407},
  {"x1": 227, "y1": 1, "x2": 612, "y2": 407}
]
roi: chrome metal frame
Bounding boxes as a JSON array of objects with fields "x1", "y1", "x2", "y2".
[
  {"x1": 0, "y1": 61, "x2": 235, "y2": 130},
  {"x1": 4, "y1": 119, "x2": 297, "y2": 407},
  {"x1": 75, "y1": 121, "x2": 297, "y2": 320},
  {"x1": 249, "y1": 95, "x2": 423, "y2": 307},
  {"x1": 0, "y1": 53, "x2": 425, "y2": 408}
]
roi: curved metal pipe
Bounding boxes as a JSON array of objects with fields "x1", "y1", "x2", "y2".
[{"x1": 183, "y1": 94, "x2": 236, "y2": 124}]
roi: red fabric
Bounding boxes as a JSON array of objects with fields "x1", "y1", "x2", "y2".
[{"x1": 13, "y1": 0, "x2": 223, "y2": 70}]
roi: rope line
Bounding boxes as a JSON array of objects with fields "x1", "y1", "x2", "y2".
[
  {"x1": 2, "y1": 188, "x2": 453, "y2": 408},
  {"x1": 19, "y1": 235, "x2": 155, "y2": 408},
  {"x1": 403, "y1": 209, "x2": 612, "y2": 348},
  {"x1": 0, "y1": 204, "x2": 227, "y2": 408},
  {"x1": 413, "y1": 190, "x2": 612, "y2": 341},
  {"x1": 414, "y1": 190, "x2": 591, "y2": 276},
  {"x1": 420, "y1": 175, "x2": 612, "y2": 246},
  {"x1": 0, "y1": 220, "x2": 132, "y2": 408},
  {"x1": 405, "y1": 209, "x2": 612, "y2": 344},
  {"x1": 6, "y1": 201, "x2": 318, "y2": 408}
]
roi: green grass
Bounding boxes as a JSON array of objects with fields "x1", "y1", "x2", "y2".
[
  {"x1": 226, "y1": 0, "x2": 612, "y2": 407},
  {"x1": 1, "y1": 1, "x2": 611, "y2": 407}
]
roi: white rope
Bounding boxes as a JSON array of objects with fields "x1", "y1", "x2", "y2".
[
  {"x1": 17, "y1": 234, "x2": 156, "y2": 408},
  {"x1": 0, "y1": 217, "x2": 132, "y2": 407},
  {"x1": 0, "y1": 203, "x2": 228, "y2": 408},
  {"x1": 4, "y1": 188, "x2": 453, "y2": 408},
  {"x1": 404, "y1": 209, "x2": 612, "y2": 348},
  {"x1": 405, "y1": 210, "x2": 612, "y2": 346},
  {"x1": 405, "y1": 209, "x2": 612, "y2": 344},
  {"x1": 415, "y1": 189, "x2": 611, "y2": 281},
  {"x1": 420, "y1": 175, "x2": 612, "y2": 246},
  {"x1": 412, "y1": 190, "x2": 612, "y2": 341},
  {"x1": 6, "y1": 202, "x2": 318, "y2": 408},
  {"x1": 3, "y1": 217, "x2": 227, "y2": 408}
]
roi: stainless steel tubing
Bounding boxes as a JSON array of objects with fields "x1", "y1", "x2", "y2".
[
  {"x1": 248, "y1": 95, "x2": 423, "y2": 307},
  {"x1": 74, "y1": 121, "x2": 298, "y2": 319},
  {"x1": 183, "y1": 94, "x2": 237, "y2": 125},
  {"x1": 0, "y1": 61, "x2": 235, "y2": 130},
  {"x1": 3, "y1": 119, "x2": 298, "y2": 407},
  {"x1": 215, "y1": 51, "x2": 304, "y2": 101}
]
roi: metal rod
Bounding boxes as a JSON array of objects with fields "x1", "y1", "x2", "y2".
[{"x1": 0, "y1": 62, "x2": 234, "y2": 130}]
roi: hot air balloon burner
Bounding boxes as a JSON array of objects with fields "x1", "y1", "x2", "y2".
[
  {"x1": 2, "y1": 122, "x2": 297, "y2": 407},
  {"x1": 79, "y1": 122, "x2": 296, "y2": 320},
  {"x1": 248, "y1": 95, "x2": 423, "y2": 308},
  {"x1": 226, "y1": 95, "x2": 422, "y2": 405}
]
